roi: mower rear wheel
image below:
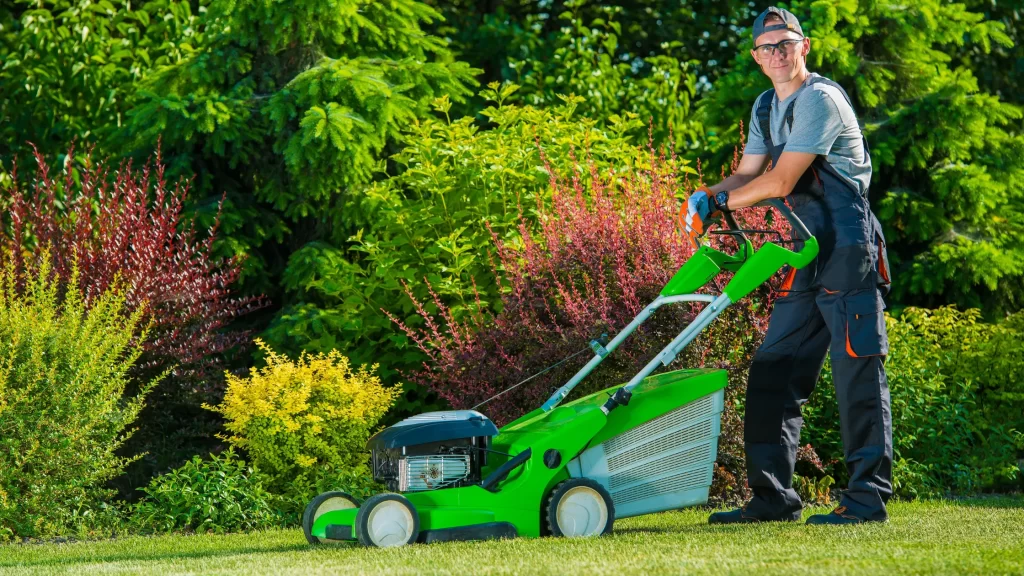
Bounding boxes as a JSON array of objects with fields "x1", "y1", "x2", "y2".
[
  {"x1": 303, "y1": 491, "x2": 360, "y2": 545},
  {"x1": 355, "y1": 493, "x2": 420, "y2": 548},
  {"x1": 546, "y1": 478, "x2": 615, "y2": 538}
]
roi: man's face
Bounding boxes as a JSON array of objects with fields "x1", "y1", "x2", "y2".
[{"x1": 751, "y1": 27, "x2": 809, "y2": 83}]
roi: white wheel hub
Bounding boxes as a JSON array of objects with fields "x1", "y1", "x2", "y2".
[
  {"x1": 555, "y1": 486, "x2": 609, "y2": 537},
  {"x1": 312, "y1": 496, "x2": 357, "y2": 543},
  {"x1": 366, "y1": 500, "x2": 416, "y2": 547}
]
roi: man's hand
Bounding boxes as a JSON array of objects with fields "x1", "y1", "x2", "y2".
[{"x1": 679, "y1": 186, "x2": 723, "y2": 249}]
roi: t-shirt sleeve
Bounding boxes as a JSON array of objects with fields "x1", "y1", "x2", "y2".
[
  {"x1": 743, "y1": 95, "x2": 769, "y2": 156},
  {"x1": 784, "y1": 89, "x2": 844, "y2": 155}
]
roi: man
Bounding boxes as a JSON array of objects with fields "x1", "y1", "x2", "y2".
[{"x1": 682, "y1": 7, "x2": 893, "y2": 525}]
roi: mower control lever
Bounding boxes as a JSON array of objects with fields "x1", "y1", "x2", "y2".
[
  {"x1": 600, "y1": 388, "x2": 632, "y2": 415},
  {"x1": 720, "y1": 211, "x2": 748, "y2": 248},
  {"x1": 711, "y1": 198, "x2": 811, "y2": 254}
]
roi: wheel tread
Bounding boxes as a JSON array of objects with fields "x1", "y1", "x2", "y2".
[
  {"x1": 302, "y1": 491, "x2": 360, "y2": 545},
  {"x1": 545, "y1": 477, "x2": 615, "y2": 537},
  {"x1": 355, "y1": 493, "x2": 420, "y2": 548}
]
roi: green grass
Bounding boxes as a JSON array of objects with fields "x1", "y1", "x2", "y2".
[{"x1": 1, "y1": 498, "x2": 1022, "y2": 575}]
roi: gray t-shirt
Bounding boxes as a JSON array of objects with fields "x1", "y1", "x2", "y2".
[{"x1": 743, "y1": 72, "x2": 872, "y2": 196}]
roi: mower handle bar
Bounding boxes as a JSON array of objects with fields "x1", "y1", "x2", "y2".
[
  {"x1": 540, "y1": 198, "x2": 816, "y2": 414},
  {"x1": 760, "y1": 198, "x2": 812, "y2": 240}
]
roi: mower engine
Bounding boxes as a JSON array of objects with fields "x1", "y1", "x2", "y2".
[{"x1": 366, "y1": 411, "x2": 500, "y2": 493}]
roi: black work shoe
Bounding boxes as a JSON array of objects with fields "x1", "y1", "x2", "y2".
[
  {"x1": 708, "y1": 507, "x2": 800, "y2": 524},
  {"x1": 805, "y1": 505, "x2": 884, "y2": 525}
]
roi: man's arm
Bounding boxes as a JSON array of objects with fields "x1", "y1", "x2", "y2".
[
  {"x1": 707, "y1": 152, "x2": 770, "y2": 195},
  {"x1": 719, "y1": 151, "x2": 818, "y2": 210},
  {"x1": 719, "y1": 89, "x2": 844, "y2": 211},
  {"x1": 680, "y1": 151, "x2": 814, "y2": 247}
]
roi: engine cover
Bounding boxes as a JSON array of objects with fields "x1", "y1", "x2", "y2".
[{"x1": 366, "y1": 410, "x2": 498, "y2": 451}]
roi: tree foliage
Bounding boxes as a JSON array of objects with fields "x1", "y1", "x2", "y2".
[
  {"x1": 956, "y1": 0, "x2": 1023, "y2": 105},
  {"x1": 421, "y1": 0, "x2": 757, "y2": 100},
  {"x1": 0, "y1": 0, "x2": 200, "y2": 164},
  {"x1": 502, "y1": 3, "x2": 702, "y2": 148},
  {"x1": 118, "y1": 0, "x2": 480, "y2": 296},
  {"x1": 420, "y1": 1, "x2": 730, "y2": 149}
]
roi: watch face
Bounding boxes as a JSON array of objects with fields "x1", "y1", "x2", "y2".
[{"x1": 716, "y1": 192, "x2": 728, "y2": 208}]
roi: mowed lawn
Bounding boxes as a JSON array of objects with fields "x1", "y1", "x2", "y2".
[{"x1": 1, "y1": 498, "x2": 1022, "y2": 576}]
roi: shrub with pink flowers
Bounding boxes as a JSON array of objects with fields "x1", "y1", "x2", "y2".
[{"x1": 389, "y1": 136, "x2": 793, "y2": 505}]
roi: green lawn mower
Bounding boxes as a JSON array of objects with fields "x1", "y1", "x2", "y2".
[{"x1": 302, "y1": 199, "x2": 818, "y2": 548}]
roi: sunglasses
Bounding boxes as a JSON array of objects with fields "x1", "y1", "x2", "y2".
[{"x1": 752, "y1": 38, "x2": 804, "y2": 58}]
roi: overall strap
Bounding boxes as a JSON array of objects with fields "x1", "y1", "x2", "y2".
[
  {"x1": 808, "y1": 76, "x2": 855, "y2": 109},
  {"x1": 756, "y1": 88, "x2": 775, "y2": 149},
  {"x1": 783, "y1": 99, "x2": 797, "y2": 133}
]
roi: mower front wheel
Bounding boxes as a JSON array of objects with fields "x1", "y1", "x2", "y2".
[
  {"x1": 303, "y1": 491, "x2": 361, "y2": 545},
  {"x1": 546, "y1": 478, "x2": 615, "y2": 538},
  {"x1": 355, "y1": 493, "x2": 420, "y2": 548}
]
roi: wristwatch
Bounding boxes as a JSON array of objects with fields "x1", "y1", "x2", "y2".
[{"x1": 713, "y1": 190, "x2": 731, "y2": 212}]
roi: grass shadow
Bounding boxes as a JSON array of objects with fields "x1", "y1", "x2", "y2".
[
  {"x1": 612, "y1": 522, "x2": 789, "y2": 536},
  {"x1": 0, "y1": 540, "x2": 323, "y2": 570},
  {"x1": 941, "y1": 494, "x2": 1024, "y2": 509}
]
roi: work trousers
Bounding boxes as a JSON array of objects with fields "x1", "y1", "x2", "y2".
[{"x1": 743, "y1": 286, "x2": 893, "y2": 521}]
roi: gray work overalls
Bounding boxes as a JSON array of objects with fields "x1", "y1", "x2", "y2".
[{"x1": 743, "y1": 75, "x2": 893, "y2": 522}]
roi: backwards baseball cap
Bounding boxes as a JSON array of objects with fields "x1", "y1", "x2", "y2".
[{"x1": 752, "y1": 7, "x2": 803, "y2": 41}]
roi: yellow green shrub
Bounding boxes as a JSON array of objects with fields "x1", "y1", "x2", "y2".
[
  {"x1": 206, "y1": 339, "x2": 400, "y2": 493},
  {"x1": 0, "y1": 256, "x2": 158, "y2": 540}
]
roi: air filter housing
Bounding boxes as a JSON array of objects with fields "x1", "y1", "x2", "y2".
[{"x1": 398, "y1": 455, "x2": 472, "y2": 492}]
